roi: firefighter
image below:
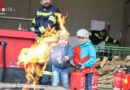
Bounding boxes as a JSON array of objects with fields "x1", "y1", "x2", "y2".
[
  {"x1": 29, "y1": 0, "x2": 60, "y2": 85},
  {"x1": 39, "y1": 60, "x2": 52, "y2": 85},
  {"x1": 89, "y1": 29, "x2": 120, "y2": 45},
  {"x1": 29, "y1": 0, "x2": 60, "y2": 37}
]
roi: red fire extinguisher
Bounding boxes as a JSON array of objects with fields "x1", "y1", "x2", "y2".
[
  {"x1": 122, "y1": 66, "x2": 130, "y2": 90},
  {"x1": 122, "y1": 74, "x2": 129, "y2": 90},
  {"x1": 113, "y1": 71, "x2": 124, "y2": 90},
  {"x1": 92, "y1": 72, "x2": 98, "y2": 90}
]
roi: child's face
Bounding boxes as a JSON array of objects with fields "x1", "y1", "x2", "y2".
[
  {"x1": 40, "y1": 0, "x2": 51, "y2": 8},
  {"x1": 78, "y1": 36, "x2": 89, "y2": 44},
  {"x1": 59, "y1": 37, "x2": 69, "y2": 48}
]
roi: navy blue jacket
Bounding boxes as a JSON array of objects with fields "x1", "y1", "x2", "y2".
[
  {"x1": 30, "y1": 5, "x2": 60, "y2": 36},
  {"x1": 50, "y1": 44, "x2": 74, "y2": 69}
]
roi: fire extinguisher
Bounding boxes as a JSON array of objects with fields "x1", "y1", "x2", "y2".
[
  {"x1": 113, "y1": 69, "x2": 124, "y2": 90},
  {"x1": 92, "y1": 72, "x2": 98, "y2": 90},
  {"x1": 122, "y1": 66, "x2": 130, "y2": 90}
]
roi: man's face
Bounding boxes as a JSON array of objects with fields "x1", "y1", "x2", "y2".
[
  {"x1": 77, "y1": 36, "x2": 88, "y2": 44},
  {"x1": 40, "y1": 0, "x2": 51, "y2": 7},
  {"x1": 100, "y1": 32, "x2": 106, "y2": 37}
]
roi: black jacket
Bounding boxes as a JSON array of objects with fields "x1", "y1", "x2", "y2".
[
  {"x1": 29, "y1": 5, "x2": 60, "y2": 36},
  {"x1": 89, "y1": 31, "x2": 119, "y2": 45}
]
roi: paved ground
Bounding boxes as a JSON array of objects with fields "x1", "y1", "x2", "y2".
[
  {"x1": 0, "y1": 83, "x2": 69, "y2": 90},
  {"x1": 0, "y1": 83, "x2": 113, "y2": 90}
]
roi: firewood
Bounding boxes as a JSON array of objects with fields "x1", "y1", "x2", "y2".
[
  {"x1": 98, "y1": 84, "x2": 112, "y2": 88},
  {"x1": 98, "y1": 80, "x2": 107, "y2": 83},
  {"x1": 96, "y1": 58, "x2": 101, "y2": 62},
  {"x1": 101, "y1": 64, "x2": 115, "y2": 72},
  {"x1": 98, "y1": 79, "x2": 114, "y2": 84},
  {"x1": 124, "y1": 56, "x2": 130, "y2": 62},
  {"x1": 113, "y1": 61, "x2": 127, "y2": 66},
  {"x1": 127, "y1": 61, "x2": 130, "y2": 66},
  {"x1": 106, "y1": 61, "x2": 113, "y2": 65},
  {"x1": 106, "y1": 79, "x2": 114, "y2": 84},
  {"x1": 97, "y1": 69, "x2": 103, "y2": 75},
  {"x1": 112, "y1": 56, "x2": 121, "y2": 61},
  {"x1": 95, "y1": 61, "x2": 101, "y2": 67},
  {"x1": 100, "y1": 57, "x2": 108, "y2": 68},
  {"x1": 98, "y1": 74, "x2": 114, "y2": 81}
]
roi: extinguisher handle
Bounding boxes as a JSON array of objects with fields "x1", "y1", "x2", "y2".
[
  {"x1": 75, "y1": 64, "x2": 84, "y2": 72},
  {"x1": 75, "y1": 68, "x2": 83, "y2": 72}
]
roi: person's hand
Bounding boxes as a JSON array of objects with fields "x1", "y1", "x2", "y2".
[
  {"x1": 57, "y1": 57, "x2": 62, "y2": 64},
  {"x1": 64, "y1": 56, "x2": 69, "y2": 61},
  {"x1": 80, "y1": 64, "x2": 84, "y2": 69},
  {"x1": 76, "y1": 63, "x2": 82, "y2": 69}
]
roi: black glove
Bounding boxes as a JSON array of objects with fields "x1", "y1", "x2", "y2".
[{"x1": 76, "y1": 64, "x2": 82, "y2": 69}]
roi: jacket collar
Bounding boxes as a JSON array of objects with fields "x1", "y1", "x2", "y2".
[
  {"x1": 57, "y1": 44, "x2": 70, "y2": 49},
  {"x1": 78, "y1": 40, "x2": 92, "y2": 47},
  {"x1": 40, "y1": 5, "x2": 52, "y2": 10}
]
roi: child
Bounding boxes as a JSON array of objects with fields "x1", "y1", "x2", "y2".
[
  {"x1": 50, "y1": 35, "x2": 73, "y2": 88},
  {"x1": 73, "y1": 29, "x2": 96, "y2": 90}
]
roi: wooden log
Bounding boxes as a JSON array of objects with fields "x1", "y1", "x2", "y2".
[
  {"x1": 98, "y1": 79, "x2": 114, "y2": 84},
  {"x1": 112, "y1": 56, "x2": 121, "y2": 61},
  {"x1": 127, "y1": 61, "x2": 130, "y2": 66},
  {"x1": 124, "y1": 56, "x2": 130, "y2": 62},
  {"x1": 101, "y1": 64, "x2": 116, "y2": 72},
  {"x1": 96, "y1": 58, "x2": 101, "y2": 62},
  {"x1": 98, "y1": 80, "x2": 107, "y2": 83},
  {"x1": 98, "y1": 84, "x2": 112, "y2": 88},
  {"x1": 97, "y1": 69, "x2": 103, "y2": 75},
  {"x1": 95, "y1": 61, "x2": 101, "y2": 67},
  {"x1": 98, "y1": 74, "x2": 114, "y2": 81},
  {"x1": 100, "y1": 57, "x2": 108, "y2": 68},
  {"x1": 106, "y1": 61, "x2": 113, "y2": 65}
]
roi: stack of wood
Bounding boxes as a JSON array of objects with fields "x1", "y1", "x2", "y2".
[{"x1": 95, "y1": 56, "x2": 130, "y2": 88}]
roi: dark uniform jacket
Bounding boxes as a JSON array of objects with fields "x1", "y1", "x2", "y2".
[
  {"x1": 89, "y1": 31, "x2": 119, "y2": 45},
  {"x1": 29, "y1": 5, "x2": 60, "y2": 36}
]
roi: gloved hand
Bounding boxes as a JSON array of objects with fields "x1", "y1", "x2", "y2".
[{"x1": 76, "y1": 64, "x2": 82, "y2": 69}]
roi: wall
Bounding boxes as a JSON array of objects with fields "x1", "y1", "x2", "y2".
[
  {"x1": 123, "y1": 2, "x2": 130, "y2": 46},
  {"x1": 0, "y1": 0, "x2": 127, "y2": 45}
]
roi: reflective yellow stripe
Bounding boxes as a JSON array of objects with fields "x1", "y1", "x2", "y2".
[
  {"x1": 32, "y1": 18, "x2": 36, "y2": 24},
  {"x1": 89, "y1": 32, "x2": 92, "y2": 36},
  {"x1": 42, "y1": 71, "x2": 52, "y2": 76},
  {"x1": 105, "y1": 36, "x2": 109, "y2": 42},
  {"x1": 113, "y1": 40, "x2": 117, "y2": 43},
  {"x1": 39, "y1": 26, "x2": 45, "y2": 34},
  {"x1": 30, "y1": 27, "x2": 35, "y2": 31},
  {"x1": 95, "y1": 33, "x2": 99, "y2": 38},
  {"x1": 37, "y1": 11, "x2": 52, "y2": 16},
  {"x1": 37, "y1": 36, "x2": 58, "y2": 42},
  {"x1": 48, "y1": 16, "x2": 56, "y2": 24},
  {"x1": 38, "y1": 73, "x2": 43, "y2": 77}
]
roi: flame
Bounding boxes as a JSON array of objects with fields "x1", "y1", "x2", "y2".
[{"x1": 18, "y1": 13, "x2": 69, "y2": 90}]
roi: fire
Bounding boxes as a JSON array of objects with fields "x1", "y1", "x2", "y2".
[{"x1": 18, "y1": 13, "x2": 69, "y2": 90}]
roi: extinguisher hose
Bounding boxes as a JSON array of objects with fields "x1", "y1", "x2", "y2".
[
  {"x1": 67, "y1": 61, "x2": 83, "y2": 72},
  {"x1": 1, "y1": 41, "x2": 7, "y2": 82}
]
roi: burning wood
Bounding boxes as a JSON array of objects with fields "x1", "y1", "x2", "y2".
[{"x1": 18, "y1": 13, "x2": 69, "y2": 90}]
